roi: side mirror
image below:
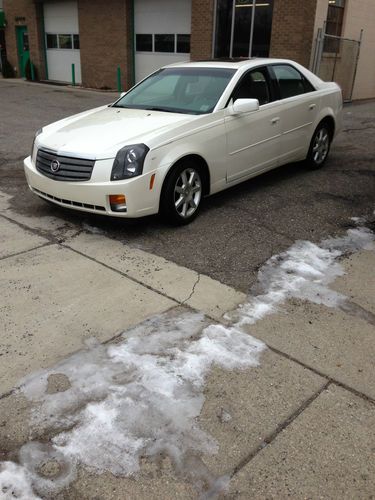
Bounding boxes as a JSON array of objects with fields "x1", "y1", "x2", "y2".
[
  {"x1": 229, "y1": 98, "x2": 259, "y2": 115},
  {"x1": 120, "y1": 91, "x2": 127, "y2": 98}
]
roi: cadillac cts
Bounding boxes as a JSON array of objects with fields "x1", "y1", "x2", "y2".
[{"x1": 24, "y1": 59, "x2": 342, "y2": 224}]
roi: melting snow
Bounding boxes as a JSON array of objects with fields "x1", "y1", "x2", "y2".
[
  {"x1": 1, "y1": 225, "x2": 374, "y2": 498},
  {"x1": 226, "y1": 227, "x2": 374, "y2": 325},
  {"x1": 0, "y1": 462, "x2": 41, "y2": 500}
]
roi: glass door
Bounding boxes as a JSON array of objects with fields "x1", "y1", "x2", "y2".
[{"x1": 214, "y1": 0, "x2": 274, "y2": 59}]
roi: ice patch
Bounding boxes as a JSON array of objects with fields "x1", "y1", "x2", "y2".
[
  {"x1": 227, "y1": 227, "x2": 374, "y2": 325},
  {"x1": 82, "y1": 222, "x2": 105, "y2": 234},
  {"x1": 0, "y1": 461, "x2": 40, "y2": 500},
  {"x1": 15, "y1": 312, "x2": 264, "y2": 496},
  {"x1": 1, "y1": 224, "x2": 374, "y2": 498}
]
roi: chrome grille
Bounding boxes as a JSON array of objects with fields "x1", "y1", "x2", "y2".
[{"x1": 36, "y1": 148, "x2": 95, "y2": 181}]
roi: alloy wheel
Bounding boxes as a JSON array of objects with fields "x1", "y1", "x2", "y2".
[
  {"x1": 312, "y1": 127, "x2": 330, "y2": 165},
  {"x1": 174, "y1": 168, "x2": 202, "y2": 219}
]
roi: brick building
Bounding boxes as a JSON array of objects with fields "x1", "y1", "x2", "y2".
[{"x1": 1, "y1": 0, "x2": 374, "y2": 99}]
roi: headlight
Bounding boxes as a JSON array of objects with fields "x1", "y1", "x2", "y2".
[
  {"x1": 111, "y1": 144, "x2": 149, "y2": 181},
  {"x1": 31, "y1": 128, "x2": 43, "y2": 158}
]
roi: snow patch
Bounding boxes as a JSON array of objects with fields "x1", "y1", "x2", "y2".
[
  {"x1": 17, "y1": 312, "x2": 264, "y2": 496},
  {"x1": 226, "y1": 227, "x2": 374, "y2": 325},
  {"x1": 0, "y1": 461, "x2": 40, "y2": 500},
  {"x1": 1, "y1": 225, "x2": 374, "y2": 498}
]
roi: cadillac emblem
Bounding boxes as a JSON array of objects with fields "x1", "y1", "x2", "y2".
[{"x1": 50, "y1": 159, "x2": 60, "y2": 173}]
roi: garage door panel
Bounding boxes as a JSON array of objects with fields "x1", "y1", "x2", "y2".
[
  {"x1": 135, "y1": 0, "x2": 192, "y2": 82},
  {"x1": 44, "y1": 1, "x2": 81, "y2": 84},
  {"x1": 135, "y1": 0, "x2": 191, "y2": 33},
  {"x1": 46, "y1": 49, "x2": 82, "y2": 84},
  {"x1": 44, "y1": 1, "x2": 79, "y2": 33}
]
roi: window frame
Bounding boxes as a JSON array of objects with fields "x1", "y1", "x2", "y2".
[
  {"x1": 135, "y1": 33, "x2": 191, "y2": 54},
  {"x1": 45, "y1": 32, "x2": 80, "y2": 51},
  {"x1": 135, "y1": 33, "x2": 153, "y2": 52}
]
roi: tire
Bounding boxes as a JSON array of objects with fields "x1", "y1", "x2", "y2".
[
  {"x1": 305, "y1": 122, "x2": 332, "y2": 170},
  {"x1": 160, "y1": 161, "x2": 203, "y2": 225}
]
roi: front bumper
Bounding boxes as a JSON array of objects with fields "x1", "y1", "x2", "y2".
[{"x1": 24, "y1": 155, "x2": 161, "y2": 218}]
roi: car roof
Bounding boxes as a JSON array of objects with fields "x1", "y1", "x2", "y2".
[{"x1": 163, "y1": 58, "x2": 299, "y2": 70}]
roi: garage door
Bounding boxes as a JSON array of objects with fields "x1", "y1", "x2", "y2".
[
  {"x1": 44, "y1": 1, "x2": 81, "y2": 84},
  {"x1": 134, "y1": 0, "x2": 191, "y2": 82}
]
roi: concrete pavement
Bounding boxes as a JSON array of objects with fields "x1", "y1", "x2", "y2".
[{"x1": 0, "y1": 189, "x2": 374, "y2": 499}]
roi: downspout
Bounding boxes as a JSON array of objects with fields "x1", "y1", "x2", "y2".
[
  {"x1": 40, "y1": 2, "x2": 48, "y2": 80},
  {"x1": 131, "y1": 0, "x2": 135, "y2": 85}
]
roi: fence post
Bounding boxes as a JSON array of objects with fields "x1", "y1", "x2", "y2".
[
  {"x1": 71, "y1": 63, "x2": 76, "y2": 86},
  {"x1": 117, "y1": 66, "x2": 122, "y2": 92},
  {"x1": 30, "y1": 61, "x2": 35, "y2": 81}
]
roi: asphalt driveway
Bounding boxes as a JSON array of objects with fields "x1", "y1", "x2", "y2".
[{"x1": 0, "y1": 79, "x2": 374, "y2": 292}]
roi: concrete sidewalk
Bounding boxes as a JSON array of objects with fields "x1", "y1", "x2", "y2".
[{"x1": 0, "y1": 188, "x2": 374, "y2": 499}]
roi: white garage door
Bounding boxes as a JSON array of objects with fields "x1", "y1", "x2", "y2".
[
  {"x1": 134, "y1": 0, "x2": 191, "y2": 82},
  {"x1": 44, "y1": 1, "x2": 82, "y2": 84}
]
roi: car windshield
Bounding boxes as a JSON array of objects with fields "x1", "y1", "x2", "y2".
[{"x1": 112, "y1": 67, "x2": 237, "y2": 115}]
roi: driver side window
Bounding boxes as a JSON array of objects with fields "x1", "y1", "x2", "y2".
[{"x1": 232, "y1": 68, "x2": 271, "y2": 106}]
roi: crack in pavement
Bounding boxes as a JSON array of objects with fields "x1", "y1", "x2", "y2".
[
  {"x1": 0, "y1": 242, "x2": 54, "y2": 262},
  {"x1": 181, "y1": 273, "x2": 201, "y2": 305},
  {"x1": 229, "y1": 381, "x2": 331, "y2": 480}
]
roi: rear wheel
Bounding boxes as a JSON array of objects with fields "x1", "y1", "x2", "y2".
[
  {"x1": 305, "y1": 122, "x2": 331, "y2": 169},
  {"x1": 160, "y1": 162, "x2": 203, "y2": 225}
]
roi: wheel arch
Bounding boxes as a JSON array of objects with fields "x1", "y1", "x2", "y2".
[
  {"x1": 319, "y1": 115, "x2": 335, "y2": 139},
  {"x1": 314, "y1": 110, "x2": 336, "y2": 140},
  {"x1": 161, "y1": 154, "x2": 211, "y2": 197}
]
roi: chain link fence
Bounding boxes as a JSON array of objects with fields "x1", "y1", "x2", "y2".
[{"x1": 311, "y1": 29, "x2": 362, "y2": 102}]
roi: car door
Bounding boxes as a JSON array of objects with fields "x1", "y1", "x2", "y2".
[
  {"x1": 224, "y1": 66, "x2": 282, "y2": 183},
  {"x1": 270, "y1": 64, "x2": 319, "y2": 164}
]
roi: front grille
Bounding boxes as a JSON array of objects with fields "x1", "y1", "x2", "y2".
[
  {"x1": 33, "y1": 187, "x2": 106, "y2": 212},
  {"x1": 36, "y1": 148, "x2": 95, "y2": 181}
]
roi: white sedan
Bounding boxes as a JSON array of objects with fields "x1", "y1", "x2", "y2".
[{"x1": 24, "y1": 59, "x2": 342, "y2": 224}]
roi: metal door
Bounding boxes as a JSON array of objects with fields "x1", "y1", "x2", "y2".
[{"x1": 16, "y1": 26, "x2": 29, "y2": 78}]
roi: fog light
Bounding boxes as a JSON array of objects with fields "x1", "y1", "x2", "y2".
[{"x1": 109, "y1": 194, "x2": 127, "y2": 212}]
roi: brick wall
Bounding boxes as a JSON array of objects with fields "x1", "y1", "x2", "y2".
[
  {"x1": 3, "y1": 0, "x2": 46, "y2": 79},
  {"x1": 269, "y1": 0, "x2": 318, "y2": 67},
  {"x1": 78, "y1": 0, "x2": 132, "y2": 90},
  {"x1": 190, "y1": 0, "x2": 214, "y2": 60}
]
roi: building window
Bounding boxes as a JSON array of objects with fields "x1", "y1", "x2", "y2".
[
  {"x1": 325, "y1": 0, "x2": 346, "y2": 53},
  {"x1": 73, "y1": 34, "x2": 80, "y2": 50},
  {"x1": 326, "y1": 0, "x2": 345, "y2": 37},
  {"x1": 135, "y1": 34, "x2": 191, "y2": 54},
  {"x1": 177, "y1": 34, "x2": 190, "y2": 53},
  {"x1": 214, "y1": 0, "x2": 274, "y2": 59},
  {"x1": 46, "y1": 33, "x2": 80, "y2": 50},
  {"x1": 154, "y1": 34, "x2": 175, "y2": 53},
  {"x1": 58, "y1": 34, "x2": 72, "y2": 50},
  {"x1": 136, "y1": 34, "x2": 153, "y2": 52},
  {"x1": 46, "y1": 33, "x2": 58, "y2": 49}
]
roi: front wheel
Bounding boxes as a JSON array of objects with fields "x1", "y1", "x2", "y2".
[
  {"x1": 305, "y1": 123, "x2": 331, "y2": 169},
  {"x1": 160, "y1": 162, "x2": 203, "y2": 225}
]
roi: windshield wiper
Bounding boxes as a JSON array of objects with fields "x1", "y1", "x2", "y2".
[{"x1": 144, "y1": 106, "x2": 175, "y2": 113}]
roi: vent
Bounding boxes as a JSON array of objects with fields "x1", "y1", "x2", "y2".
[{"x1": 33, "y1": 188, "x2": 106, "y2": 212}]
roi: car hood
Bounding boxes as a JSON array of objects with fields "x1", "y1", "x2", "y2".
[{"x1": 37, "y1": 106, "x2": 197, "y2": 159}]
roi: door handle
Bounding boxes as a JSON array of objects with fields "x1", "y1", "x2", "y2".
[
  {"x1": 271, "y1": 117, "x2": 280, "y2": 125},
  {"x1": 309, "y1": 104, "x2": 316, "y2": 110}
]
